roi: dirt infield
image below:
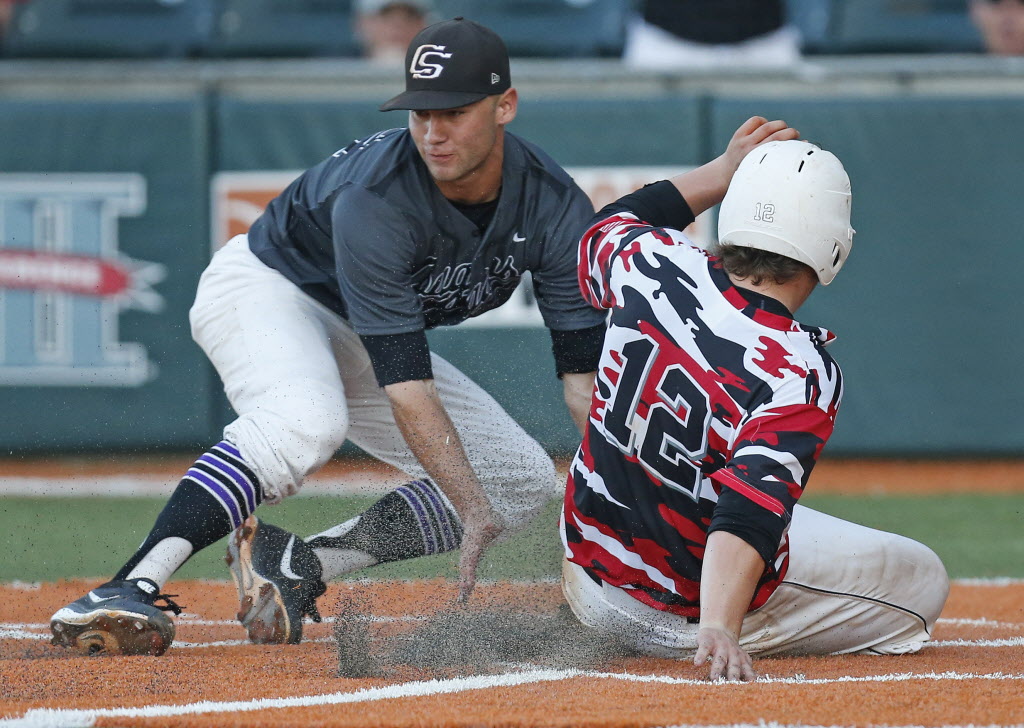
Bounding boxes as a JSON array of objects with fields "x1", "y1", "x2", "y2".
[
  {"x1": 2, "y1": 457, "x2": 1022, "y2": 725},
  {"x1": 2, "y1": 579, "x2": 1023, "y2": 727}
]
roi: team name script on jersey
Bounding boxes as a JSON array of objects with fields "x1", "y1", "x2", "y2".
[{"x1": 417, "y1": 254, "x2": 520, "y2": 315}]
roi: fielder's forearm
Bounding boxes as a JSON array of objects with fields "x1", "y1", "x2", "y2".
[
  {"x1": 384, "y1": 379, "x2": 492, "y2": 521},
  {"x1": 562, "y1": 371, "x2": 596, "y2": 435},
  {"x1": 699, "y1": 530, "x2": 766, "y2": 637}
]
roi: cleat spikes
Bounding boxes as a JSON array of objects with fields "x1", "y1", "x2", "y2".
[
  {"x1": 49, "y1": 578, "x2": 181, "y2": 656},
  {"x1": 226, "y1": 516, "x2": 326, "y2": 645}
]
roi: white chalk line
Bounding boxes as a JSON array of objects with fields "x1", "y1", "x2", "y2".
[
  {"x1": 5, "y1": 669, "x2": 1024, "y2": 727},
  {"x1": 7, "y1": 614, "x2": 1024, "y2": 649},
  {"x1": 0, "y1": 628, "x2": 336, "y2": 649},
  {"x1": 0, "y1": 629, "x2": 47, "y2": 642},
  {"x1": 1, "y1": 669, "x2": 583, "y2": 727},
  {"x1": 937, "y1": 617, "x2": 1024, "y2": 629},
  {"x1": 592, "y1": 669, "x2": 1024, "y2": 686},
  {"x1": 927, "y1": 637, "x2": 1024, "y2": 648},
  {"x1": 952, "y1": 577, "x2": 1024, "y2": 586},
  {"x1": 5, "y1": 583, "x2": 40, "y2": 592},
  {"x1": 0, "y1": 613, "x2": 426, "y2": 646}
]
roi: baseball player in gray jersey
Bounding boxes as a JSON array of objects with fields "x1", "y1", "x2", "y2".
[
  {"x1": 48, "y1": 17, "x2": 791, "y2": 657},
  {"x1": 49, "y1": 17, "x2": 607, "y2": 656}
]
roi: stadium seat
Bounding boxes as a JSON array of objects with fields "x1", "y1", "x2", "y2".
[
  {"x1": 834, "y1": 0, "x2": 984, "y2": 53},
  {"x1": 206, "y1": 0, "x2": 361, "y2": 58},
  {"x1": 784, "y1": 0, "x2": 835, "y2": 55},
  {"x1": 5, "y1": 0, "x2": 216, "y2": 58},
  {"x1": 433, "y1": 0, "x2": 628, "y2": 58},
  {"x1": 786, "y1": 0, "x2": 984, "y2": 55}
]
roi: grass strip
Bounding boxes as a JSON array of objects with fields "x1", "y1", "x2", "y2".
[{"x1": 1, "y1": 493, "x2": 1020, "y2": 581}]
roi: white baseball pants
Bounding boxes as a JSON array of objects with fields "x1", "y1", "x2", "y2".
[
  {"x1": 562, "y1": 504, "x2": 949, "y2": 657},
  {"x1": 188, "y1": 235, "x2": 557, "y2": 529}
]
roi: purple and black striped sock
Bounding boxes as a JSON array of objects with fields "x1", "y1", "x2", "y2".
[
  {"x1": 395, "y1": 479, "x2": 462, "y2": 555},
  {"x1": 182, "y1": 440, "x2": 262, "y2": 530},
  {"x1": 306, "y1": 479, "x2": 464, "y2": 570},
  {"x1": 114, "y1": 441, "x2": 262, "y2": 581}
]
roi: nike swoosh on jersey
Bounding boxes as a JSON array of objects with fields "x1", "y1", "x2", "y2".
[
  {"x1": 280, "y1": 536, "x2": 303, "y2": 580},
  {"x1": 513, "y1": 232, "x2": 526, "y2": 242}
]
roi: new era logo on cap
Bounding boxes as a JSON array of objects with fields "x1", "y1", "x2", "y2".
[{"x1": 381, "y1": 17, "x2": 511, "y2": 111}]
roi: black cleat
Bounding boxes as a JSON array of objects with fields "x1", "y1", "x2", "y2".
[
  {"x1": 50, "y1": 578, "x2": 182, "y2": 656},
  {"x1": 226, "y1": 515, "x2": 327, "y2": 645}
]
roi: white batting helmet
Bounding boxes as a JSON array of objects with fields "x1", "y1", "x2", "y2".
[{"x1": 717, "y1": 140, "x2": 855, "y2": 285}]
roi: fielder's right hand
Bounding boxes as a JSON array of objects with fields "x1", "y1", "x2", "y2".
[{"x1": 457, "y1": 502, "x2": 505, "y2": 603}]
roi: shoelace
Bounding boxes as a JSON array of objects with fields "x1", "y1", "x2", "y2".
[
  {"x1": 153, "y1": 592, "x2": 184, "y2": 616},
  {"x1": 301, "y1": 580, "x2": 327, "y2": 623}
]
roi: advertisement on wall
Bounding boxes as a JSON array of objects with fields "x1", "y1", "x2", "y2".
[{"x1": 0, "y1": 174, "x2": 165, "y2": 387}]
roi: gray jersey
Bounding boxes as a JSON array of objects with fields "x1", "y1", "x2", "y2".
[{"x1": 247, "y1": 128, "x2": 606, "y2": 336}]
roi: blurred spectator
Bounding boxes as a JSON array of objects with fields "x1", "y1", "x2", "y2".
[
  {"x1": 0, "y1": 0, "x2": 26, "y2": 40},
  {"x1": 354, "y1": 0, "x2": 434, "y2": 64},
  {"x1": 623, "y1": 0, "x2": 800, "y2": 69},
  {"x1": 969, "y1": 0, "x2": 1024, "y2": 55}
]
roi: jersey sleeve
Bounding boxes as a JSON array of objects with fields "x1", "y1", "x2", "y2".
[
  {"x1": 708, "y1": 377, "x2": 839, "y2": 563},
  {"x1": 578, "y1": 182, "x2": 697, "y2": 311},
  {"x1": 529, "y1": 184, "x2": 608, "y2": 331},
  {"x1": 550, "y1": 323, "x2": 606, "y2": 376},
  {"x1": 359, "y1": 331, "x2": 433, "y2": 387},
  {"x1": 330, "y1": 185, "x2": 425, "y2": 336}
]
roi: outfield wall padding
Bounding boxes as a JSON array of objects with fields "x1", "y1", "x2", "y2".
[
  {"x1": 710, "y1": 96, "x2": 1024, "y2": 454},
  {"x1": 0, "y1": 98, "x2": 215, "y2": 451}
]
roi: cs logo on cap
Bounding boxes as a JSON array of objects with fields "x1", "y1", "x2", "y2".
[{"x1": 410, "y1": 44, "x2": 452, "y2": 79}]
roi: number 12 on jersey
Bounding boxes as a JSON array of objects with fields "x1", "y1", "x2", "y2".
[{"x1": 598, "y1": 334, "x2": 712, "y2": 499}]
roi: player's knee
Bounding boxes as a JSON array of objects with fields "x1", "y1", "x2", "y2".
[
  {"x1": 898, "y1": 538, "x2": 950, "y2": 627},
  {"x1": 283, "y1": 405, "x2": 350, "y2": 466},
  {"x1": 915, "y1": 543, "x2": 950, "y2": 625},
  {"x1": 226, "y1": 393, "x2": 350, "y2": 495}
]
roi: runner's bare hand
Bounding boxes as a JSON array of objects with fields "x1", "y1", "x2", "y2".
[
  {"x1": 694, "y1": 626, "x2": 757, "y2": 682},
  {"x1": 721, "y1": 116, "x2": 800, "y2": 176}
]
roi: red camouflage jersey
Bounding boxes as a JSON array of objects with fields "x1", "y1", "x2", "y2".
[{"x1": 561, "y1": 208, "x2": 843, "y2": 618}]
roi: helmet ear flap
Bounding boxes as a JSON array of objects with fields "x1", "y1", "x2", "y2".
[{"x1": 717, "y1": 140, "x2": 854, "y2": 285}]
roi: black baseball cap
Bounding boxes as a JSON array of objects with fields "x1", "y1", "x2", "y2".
[{"x1": 380, "y1": 17, "x2": 511, "y2": 111}]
